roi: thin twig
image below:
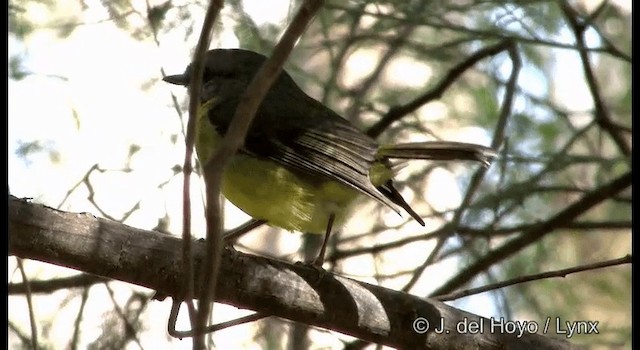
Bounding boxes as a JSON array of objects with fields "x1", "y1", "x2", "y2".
[
  {"x1": 401, "y1": 237, "x2": 446, "y2": 292},
  {"x1": 8, "y1": 274, "x2": 108, "y2": 294},
  {"x1": 170, "y1": 309, "x2": 267, "y2": 338},
  {"x1": 69, "y1": 287, "x2": 90, "y2": 350},
  {"x1": 183, "y1": 1, "x2": 224, "y2": 344},
  {"x1": 435, "y1": 255, "x2": 631, "y2": 301},
  {"x1": 325, "y1": 3, "x2": 631, "y2": 63},
  {"x1": 430, "y1": 171, "x2": 632, "y2": 296},
  {"x1": 345, "y1": 23, "x2": 416, "y2": 120},
  {"x1": 16, "y1": 258, "x2": 38, "y2": 350},
  {"x1": 452, "y1": 39, "x2": 520, "y2": 226},
  {"x1": 558, "y1": 0, "x2": 630, "y2": 157},
  {"x1": 223, "y1": 219, "x2": 266, "y2": 242},
  {"x1": 197, "y1": 0, "x2": 325, "y2": 342},
  {"x1": 367, "y1": 39, "x2": 518, "y2": 138}
]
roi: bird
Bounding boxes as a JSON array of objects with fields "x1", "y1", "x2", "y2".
[{"x1": 163, "y1": 48, "x2": 496, "y2": 266}]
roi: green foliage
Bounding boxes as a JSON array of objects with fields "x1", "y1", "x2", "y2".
[
  {"x1": 55, "y1": 20, "x2": 79, "y2": 38},
  {"x1": 8, "y1": 2, "x2": 36, "y2": 39},
  {"x1": 147, "y1": 1, "x2": 172, "y2": 31},
  {"x1": 471, "y1": 85, "x2": 500, "y2": 126},
  {"x1": 9, "y1": 55, "x2": 30, "y2": 81},
  {"x1": 15, "y1": 140, "x2": 61, "y2": 165}
]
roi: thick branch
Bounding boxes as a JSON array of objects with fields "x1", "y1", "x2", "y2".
[{"x1": 8, "y1": 196, "x2": 575, "y2": 349}]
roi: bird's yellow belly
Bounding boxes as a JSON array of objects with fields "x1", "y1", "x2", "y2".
[
  {"x1": 195, "y1": 108, "x2": 358, "y2": 233},
  {"x1": 221, "y1": 154, "x2": 357, "y2": 234}
]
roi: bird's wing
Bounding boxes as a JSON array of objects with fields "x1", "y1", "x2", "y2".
[{"x1": 209, "y1": 89, "x2": 400, "y2": 213}]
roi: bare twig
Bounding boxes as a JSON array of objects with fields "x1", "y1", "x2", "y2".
[
  {"x1": 326, "y1": 3, "x2": 632, "y2": 63},
  {"x1": 401, "y1": 237, "x2": 446, "y2": 292},
  {"x1": 197, "y1": 0, "x2": 325, "y2": 342},
  {"x1": 436, "y1": 255, "x2": 631, "y2": 301},
  {"x1": 8, "y1": 274, "x2": 108, "y2": 294},
  {"x1": 182, "y1": 0, "x2": 225, "y2": 345},
  {"x1": 430, "y1": 171, "x2": 632, "y2": 296},
  {"x1": 222, "y1": 219, "x2": 266, "y2": 242},
  {"x1": 345, "y1": 23, "x2": 416, "y2": 120},
  {"x1": 70, "y1": 287, "x2": 90, "y2": 350},
  {"x1": 558, "y1": 0, "x2": 631, "y2": 157},
  {"x1": 367, "y1": 39, "x2": 518, "y2": 138},
  {"x1": 16, "y1": 258, "x2": 38, "y2": 350},
  {"x1": 170, "y1": 310, "x2": 267, "y2": 338},
  {"x1": 329, "y1": 217, "x2": 630, "y2": 263},
  {"x1": 452, "y1": 40, "x2": 519, "y2": 225},
  {"x1": 105, "y1": 284, "x2": 144, "y2": 348}
]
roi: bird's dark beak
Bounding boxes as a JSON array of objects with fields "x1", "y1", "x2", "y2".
[{"x1": 163, "y1": 73, "x2": 189, "y2": 86}]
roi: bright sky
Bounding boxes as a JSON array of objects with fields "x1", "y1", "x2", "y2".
[{"x1": 8, "y1": 0, "x2": 629, "y2": 348}]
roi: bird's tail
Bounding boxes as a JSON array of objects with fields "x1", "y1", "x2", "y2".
[{"x1": 377, "y1": 141, "x2": 497, "y2": 167}]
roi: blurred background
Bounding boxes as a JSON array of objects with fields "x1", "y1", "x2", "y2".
[{"x1": 8, "y1": 0, "x2": 631, "y2": 349}]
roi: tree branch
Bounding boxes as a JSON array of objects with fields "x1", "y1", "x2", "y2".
[
  {"x1": 367, "y1": 39, "x2": 517, "y2": 138},
  {"x1": 9, "y1": 195, "x2": 576, "y2": 349},
  {"x1": 435, "y1": 255, "x2": 631, "y2": 302},
  {"x1": 431, "y1": 171, "x2": 632, "y2": 297},
  {"x1": 558, "y1": 0, "x2": 631, "y2": 157}
]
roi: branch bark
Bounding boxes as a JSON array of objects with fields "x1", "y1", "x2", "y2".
[{"x1": 9, "y1": 195, "x2": 577, "y2": 349}]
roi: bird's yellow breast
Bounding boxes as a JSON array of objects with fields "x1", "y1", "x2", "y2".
[{"x1": 195, "y1": 102, "x2": 360, "y2": 234}]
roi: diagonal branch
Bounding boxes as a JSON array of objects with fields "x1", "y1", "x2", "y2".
[
  {"x1": 9, "y1": 195, "x2": 578, "y2": 349},
  {"x1": 435, "y1": 255, "x2": 631, "y2": 302},
  {"x1": 452, "y1": 39, "x2": 520, "y2": 226},
  {"x1": 558, "y1": 0, "x2": 631, "y2": 157},
  {"x1": 431, "y1": 171, "x2": 632, "y2": 297},
  {"x1": 367, "y1": 39, "x2": 517, "y2": 138}
]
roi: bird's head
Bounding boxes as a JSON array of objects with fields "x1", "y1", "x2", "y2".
[{"x1": 163, "y1": 49, "x2": 270, "y2": 87}]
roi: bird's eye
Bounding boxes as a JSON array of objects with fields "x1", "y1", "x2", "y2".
[{"x1": 202, "y1": 67, "x2": 216, "y2": 81}]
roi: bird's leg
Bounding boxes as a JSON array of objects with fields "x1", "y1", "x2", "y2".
[
  {"x1": 223, "y1": 219, "x2": 266, "y2": 249},
  {"x1": 312, "y1": 213, "x2": 336, "y2": 267}
]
